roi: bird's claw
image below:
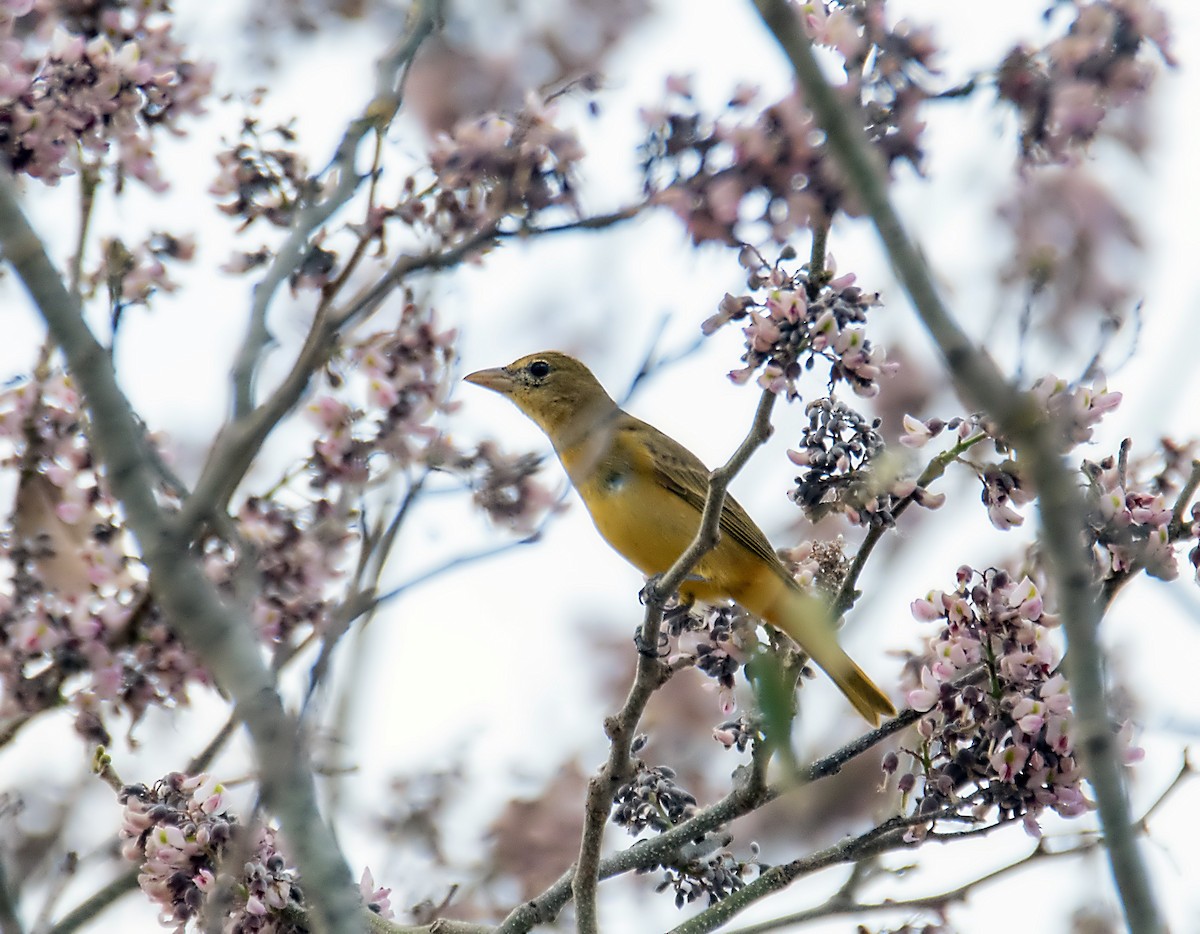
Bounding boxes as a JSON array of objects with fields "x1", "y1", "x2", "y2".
[
  {"x1": 639, "y1": 572, "x2": 707, "y2": 605},
  {"x1": 634, "y1": 628, "x2": 670, "y2": 659}
]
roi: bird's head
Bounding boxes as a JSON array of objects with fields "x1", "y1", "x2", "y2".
[{"x1": 464, "y1": 351, "x2": 617, "y2": 442}]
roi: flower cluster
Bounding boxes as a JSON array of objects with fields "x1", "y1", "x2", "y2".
[
  {"x1": 200, "y1": 497, "x2": 353, "y2": 646},
  {"x1": 120, "y1": 773, "x2": 244, "y2": 931},
  {"x1": 902, "y1": 568, "x2": 1139, "y2": 837},
  {"x1": 0, "y1": 0, "x2": 213, "y2": 187},
  {"x1": 789, "y1": 397, "x2": 943, "y2": 528},
  {"x1": 1084, "y1": 444, "x2": 1197, "y2": 583},
  {"x1": 661, "y1": 602, "x2": 758, "y2": 716},
  {"x1": 0, "y1": 374, "x2": 204, "y2": 741},
  {"x1": 119, "y1": 771, "x2": 396, "y2": 933},
  {"x1": 996, "y1": 0, "x2": 1174, "y2": 164},
  {"x1": 305, "y1": 300, "x2": 460, "y2": 487},
  {"x1": 84, "y1": 233, "x2": 196, "y2": 309},
  {"x1": 452, "y1": 441, "x2": 558, "y2": 535},
  {"x1": 999, "y1": 167, "x2": 1141, "y2": 326},
  {"x1": 653, "y1": 847, "x2": 758, "y2": 910},
  {"x1": 902, "y1": 377, "x2": 1122, "y2": 531},
  {"x1": 211, "y1": 118, "x2": 311, "y2": 233},
  {"x1": 120, "y1": 772, "x2": 393, "y2": 932},
  {"x1": 426, "y1": 91, "x2": 584, "y2": 235},
  {"x1": 639, "y1": 5, "x2": 936, "y2": 245},
  {"x1": 612, "y1": 757, "x2": 698, "y2": 835},
  {"x1": 704, "y1": 250, "x2": 891, "y2": 399}
]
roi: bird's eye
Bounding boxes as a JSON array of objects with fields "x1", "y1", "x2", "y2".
[{"x1": 528, "y1": 360, "x2": 551, "y2": 379}]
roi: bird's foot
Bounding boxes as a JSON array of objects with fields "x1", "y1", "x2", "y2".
[
  {"x1": 634, "y1": 627, "x2": 670, "y2": 659},
  {"x1": 638, "y1": 572, "x2": 706, "y2": 605}
]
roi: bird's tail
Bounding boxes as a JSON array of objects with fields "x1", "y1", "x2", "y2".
[{"x1": 761, "y1": 585, "x2": 896, "y2": 727}]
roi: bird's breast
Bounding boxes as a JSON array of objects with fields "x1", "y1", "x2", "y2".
[
  {"x1": 576, "y1": 468, "x2": 697, "y2": 576},
  {"x1": 574, "y1": 469, "x2": 763, "y2": 607}
]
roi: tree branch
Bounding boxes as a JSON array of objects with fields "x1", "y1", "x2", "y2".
[
  {"x1": 749, "y1": 3, "x2": 1162, "y2": 930},
  {"x1": 724, "y1": 753, "x2": 1195, "y2": 933},
  {"x1": 0, "y1": 174, "x2": 364, "y2": 933},
  {"x1": 668, "y1": 795, "x2": 995, "y2": 934},
  {"x1": 0, "y1": 858, "x2": 23, "y2": 934}
]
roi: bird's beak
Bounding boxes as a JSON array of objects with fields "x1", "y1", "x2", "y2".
[{"x1": 463, "y1": 366, "x2": 515, "y2": 394}]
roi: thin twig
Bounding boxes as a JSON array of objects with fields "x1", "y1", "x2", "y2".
[
  {"x1": 45, "y1": 868, "x2": 139, "y2": 934},
  {"x1": 335, "y1": 205, "x2": 645, "y2": 332},
  {"x1": 187, "y1": 714, "x2": 241, "y2": 776},
  {"x1": 749, "y1": 3, "x2": 1162, "y2": 931},
  {"x1": 229, "y1": 0, "x2": 442, "y2": 418}
]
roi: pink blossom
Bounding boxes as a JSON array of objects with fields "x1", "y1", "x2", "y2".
[{"x1": 990, "y1": 742, "x2": 1029, "y2": 782}]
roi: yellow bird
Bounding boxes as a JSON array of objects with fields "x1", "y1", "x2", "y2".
[{"x1": 464, "y1": 351, "x2": 895, "y2": 725}]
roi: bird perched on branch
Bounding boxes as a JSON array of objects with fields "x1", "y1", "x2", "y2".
[{"x1": 464, "y1": 351, "x2": 895, "y2": 725}]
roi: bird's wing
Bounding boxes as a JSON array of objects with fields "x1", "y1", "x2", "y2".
[{"x1": 618, "y1": 416, "x2": 787, "y2": 572}]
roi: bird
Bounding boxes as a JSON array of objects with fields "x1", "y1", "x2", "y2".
[{"x1": 464, "y1": 351, "x2": 895, "y2": 725}]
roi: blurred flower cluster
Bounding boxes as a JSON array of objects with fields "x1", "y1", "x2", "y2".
[
  {"x1": 995, "y1": 2, "x2": 1171, "y2": 332},
  {"x1": 211, "y1": 117, "x2": 310, "y2": 231},
  {"x1": 997, "y1": 0, "x2": 1174, "y2": 164},
  {"x1": 451, "y1": 441, "x2": 557, "y2": 536},
  {"x1": 639, "y1": 2, "x2": 935, "y2": 245},
  {"x1": 704, "y1": 249, "x2": 892, "y2": 399},
  {"x1": 84, "y1": 232, "x2": 197, "y2": 311},
  {"x1": 999, "y1": 167, "x2": 1142, "y2": 329},
  {"x1": 426, "y1": 91, "x2": 585, "y2": 233},
  {"x1": 1031, "y1": 374, "x2": 1122, "y2": 447},
  {"x1": 215, "y1": 91, "x2": 588, "y2": 286},
  {"x1": 802, "y1": 2, "x2": 937, "y2": 169},
  {"x1": 0, "y1": 0, "x2": 212, "y2": 187},
  {"x1": 204, "y1": 496, "x2": 354, "y2": 646},
  {"x1": 0, "y1": 374, "x2": 203, "y2": 743},
  {"x1": 304, "y1": 298, "x2": 557, "y2": 534},
  {"x1": 119, "y1": 771, "x2": 394, "y2": 932},
  {"x1": 308, "y1": 299, "x2": 459, "y2": 486},
  {"x1": 899, "y1": 567, "x2": 1142, "y2": 837}
]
